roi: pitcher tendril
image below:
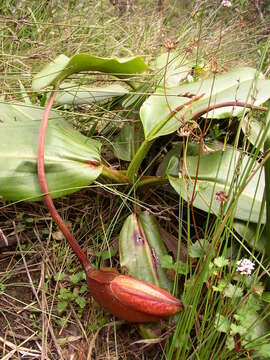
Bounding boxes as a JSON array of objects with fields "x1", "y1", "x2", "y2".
[{"x1": 37, "y1": 89, "x2": 182, "y2": 323}]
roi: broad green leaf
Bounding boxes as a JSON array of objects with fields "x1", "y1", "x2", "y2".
[
  {"x1": 167, "y1": 145, "x2": 266, "y2": 223},
  {"x1": 138, "y1": 323, "x2": 162, "y2": 339},
  {"x1": 215, "y1": 313, "x2": 230, "y2": 333},
  {"x1": 75, "y1": 296, "x2": 86, "y2": 309},
  {"x1": 71, "y1": 271, "x2": 86, "y2": 284},
  {"x1": 253, "y1": 343, "x2": 270, "y2": 359},
  {"x1": 18, "y1": 80, "x2": 32, "y2": 105},
  {"x1": 230, "y1": 323, "x2": 246, "y2": 336},
  {"x1": 113, "y1": 124, "x2": 144, "y2": 161},
  {"x1": 140, "y1": 67, "x2": 270, "y2": 140},
  {"x1": 156, "y1": 145, "x2": 182, "y2": 176},
  {"x1": 57, "y1": 301, "x2": 68, "y2": 313},
  {"x1": 119, "y1": 211, "x2": 173, "y2": 292},
  {"x1": 32, "y1": 53, "x2": 147, "y2": 91},
  {"x1": 241, "y1": 115, "x2": 270, "y2": 151},
  {"x1": 160, "y1": 254, "x2": 175, "y2": 269},
  {"x1": 224, "y1": 283, "x2": 243, "y2": 298},
  {"x1": 95, "y1": 248, "x2": 116, "y2": 261},
  {"x1": 156, "y1": 142, "x2": 221, "y2": 177},
  {"x1": 59, "y1": 287, "x2": 73, "y2": 300},
  {"x1": 54, "y1": 83, "x2": 128, "y2": 105},
  {"x1": 233, "y1": 220, "x2": 267, "y2": 252},
  {"x1": 160, "y1": 255, "x2": 189, "y2": 275},
  {"x1": 0, "y1": 100, "x2": 59, "y2": 122},
  {"x1": 54, "y1": 272, "x2": 66, "y2": 281},
  {"x1": 0, "y1": 102, "x2": 102, "y2": 201},
  {"x1": 214, "y1": 256, "x2": 229, "y2": 268},
  {"x1": 188, "y1": 239, "x2": 210, "y2": 258},
  {"x1": 212, "y1": 279, "x2": 227, "y2": 292},
  {"x1": 262, "y1": 292, "x2": 270, "y2": 303},
  {"x1": 155, "y1": 51, "x2": 190, "y2": 87},
  {"x1": 225, "y1": 337, "x2": 235, "y2": 351}
]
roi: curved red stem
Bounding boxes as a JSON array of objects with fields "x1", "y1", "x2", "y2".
[
  {"x1": 192, "y1": 101, "x2": 266, "y2": 121},
  {"x1": 38, "y1": 91, "x2": 92, "y2": 272}
]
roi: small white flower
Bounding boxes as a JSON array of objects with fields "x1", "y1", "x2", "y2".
[
  {"x1": 236, "y1": 258, "x2": 255, "y2": 275},
  {"x1": 187, "y1": 74, "x2": 194, "y2": 83},
  {"x1": 222, "y1": 0, "x2": 232, "y2": 7}
]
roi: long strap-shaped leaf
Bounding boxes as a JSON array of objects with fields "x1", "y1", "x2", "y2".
[
  {"x1": 0, "y1": 102, "x2": 102, "y2": 201},
  {"x1": 167, "y1": 145, "x2": 266, "y2": 224},
  {"x1": 54, "y1": 83, "x2": 128, "y2": 105},
  {"x1": 32, "y1": 53, "x2": 147, "y2": 91},
  {"x1": 140, "y1": 67, "x2": 270, "y2": 140}
]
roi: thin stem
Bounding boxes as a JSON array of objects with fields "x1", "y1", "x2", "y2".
[
  {"x1": 38, "y1": 90, "x2": 91, "y2": 272},
  {"x1": 189, "y1": 140, "x2": 202, "y2": 243},
  {"x1": 264, "y1": 111, "x2": 270, "y2": 258},
  {"x1": 192, "y1": 101, "x2": 266, "y2": 121},
  {"x1": 127, "y1": 139, "x2": 154, "y2": 183},
  {"x1": 136, "y1": 175, "x2": 168, "y2": 188},
  {"x1": 189, "y1": 69, "x2": 218, "y2": 244},
  {"x1": 101, "y1": 165, "x2": 130, "y2": 183},
  {"x1": 148, "y1": 94, "x2": 204, "y2": 140},
  {"x1": 101, "y1": 165, "x2": 168, "y2": 189},
  {"x1": 125, "y1": 80, "x2": 138, "y2": 91}
]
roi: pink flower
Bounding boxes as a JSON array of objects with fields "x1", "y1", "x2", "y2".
[
  {"x1": 236, "y1": 259, "x2": 255, "y2": 275},
  {"x1": 216, "y1": 191, "x2": 228, "y2": 204},
  {"x1": 222, "y1": 0, "x2": 232, "y2": 7}
]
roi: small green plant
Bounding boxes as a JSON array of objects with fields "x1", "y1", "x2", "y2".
[
  {"x1": 0, "y1": 283, "x2": 6, "y2": 293},
  {"x1": 213, "y1": 257, "x2": 270, "y2": 358},
  {"x1": 55, "y1": 270, "x2": 87, "y2": 316}
]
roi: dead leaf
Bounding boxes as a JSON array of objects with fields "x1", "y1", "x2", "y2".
[
  {"x1": 52, "y1": 230, "x2": 64, "y2": 241},
  {"x1": 160, "y1": 226, "x2": 188, "y2": 262}
]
